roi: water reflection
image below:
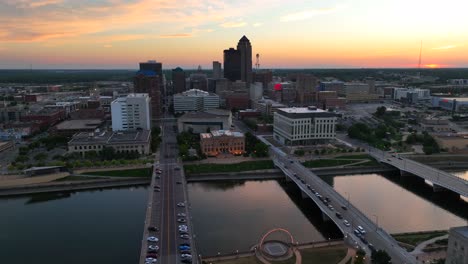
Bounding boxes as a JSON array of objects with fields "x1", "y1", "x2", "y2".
[
  {"x1": 328, "y1": 172, "x2": 467, "y2": 233},
  {"x1": 25, "y1": 192, "x2": 72, "y2": 204},
  {"x1": 188, "y1": 180, "x2": 337, "y2": 256}
]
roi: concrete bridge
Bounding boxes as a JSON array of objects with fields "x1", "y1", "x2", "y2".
[
  {"x1": 258, "y1": 136, "x2": 416, "y2": 264},
  {"x1": 368, "y1": 148, "x2": 468, "y2": 198}
]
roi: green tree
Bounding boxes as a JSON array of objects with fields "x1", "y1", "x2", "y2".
[
  {"x1": 294, "y1": 149, "x2": 305, "y2": 156},
  {"x1": 15, "y1": 155, "x2": 29, "y2": 163},
  {"x1": 253, "y1": 142, "x2": 269, "y2": 157},
  {"x1": 371, "y1": 250, "x2": 391, "y2": 264},
  {"x1": 314, "y1": 149, "x2": 320, "y2": 155},
  {"x1": 375, "y1": 106, "x2": 387, "y2": 117},
  {"x1": 34, "y1": 153, "x2": 47, "y2": 161}
]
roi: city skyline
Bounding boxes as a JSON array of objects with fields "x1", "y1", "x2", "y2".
[{"x1": 1, "y1": 0, "x2": 468, "y2": 69}]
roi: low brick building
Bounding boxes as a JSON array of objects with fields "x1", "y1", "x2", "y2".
[{"x1": 200, "y1": 130, "x2": 245, "y2": 157}]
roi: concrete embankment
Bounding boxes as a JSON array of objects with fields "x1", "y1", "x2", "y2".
[
  {"x1": 186, "y1": 166, "x2": 397, "y2": 182},
  {"x1": 0, "y1": 178, "x2": 150, "y2": 196}
]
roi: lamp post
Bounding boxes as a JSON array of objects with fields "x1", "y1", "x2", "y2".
[
  {"x1": 372, "y1": 214, "x2": 379, "y2": 231},
  {"x1": 345, "y1": 191, "x2": 350, "y2": 207}
]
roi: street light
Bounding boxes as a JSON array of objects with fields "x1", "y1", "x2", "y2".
[{"x1": 372, "y1": 214, "x2": 379, "y2": 231}]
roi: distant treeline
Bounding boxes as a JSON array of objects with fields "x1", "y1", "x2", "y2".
[{"x1": 1, "y1": 68, "x2": 468, "y2": 84}]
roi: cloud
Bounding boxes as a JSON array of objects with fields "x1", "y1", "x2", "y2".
[
  {"x1": 220, "y1": 21, "x2": 247, "y2": 28},
  {"x1": 103, "y1": 44, "x2": 112, "y2": 48},
  {"x1": 280, "y1": 7, "x2": 338, "y2": 22},
  {"x1": 159, "y1": 33, "x2": 192, "y2": 38},
  {"x1": 253, "y1": 22, "x2": 263, "y2": 27},
  {"x1": 432, "y1": 45, "x2": 458, "y2": 50},
  {"x1": 29, "y1": 0, "x2": 63, "y2": 8}
]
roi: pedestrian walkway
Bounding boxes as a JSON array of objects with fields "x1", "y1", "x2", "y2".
[{"x1": 337, "y1": 248, "x2": 357, "y2": 264}]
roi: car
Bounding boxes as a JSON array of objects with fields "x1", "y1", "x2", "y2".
[
  {"x1": 177, "y1": 213, "x2": 186, "y2": 217},
  {"x1": 181, "y1": 259, "x2": 192, "y2": 263},
  {"x1": 328, "y1": 205, "x2": 334, "y2": 210},
  {"x1": 341, "y1": 205, "x2": 348, "y2": 210},
  {"x1": 156, "y1": 170, "x2": 162, "y2": 174},
  {"x1": 176, "y1": 181, "x2": 182, "y2": 184},
  {"x1": 293, "y1": 173, "x2": 297, "y2": 177},
  {"x1": 180, "y1": 250, "x2": 191, "y2": 254},
  {"x1": 343, "y1": 220, "x2": 350, "y2": 227},
  {"x1": 180, "y1": 234, "x2": 190, "y2": 239},
  {"x1": 325, "y1": 197, "x2": 331, "y2": 202},
  {"x1": 154, "y1": 188, "x2": 160, "y2": 192},
  {"x1": 146, "y1": 253, "x2": 158, "y2": 258},
  {"x1": 147, "y1": 236, "x2": 158, "y2": 242},
  {"x1": 354, "y1": 229, "x2": 361, "y2": 236},
  {"x1": 357, "y1": 225, "x2": 366, "y2": 234},
  {"x1": 179, "y1": 245, "x2": 191, "y2": 250},
  {"x1": 315, "y1": 192, "x2": 320, "y2": 197},
  {"x1": 177, "y1": 202, "x2": 185, "y2": 207},
  {"x1": 391, "y1": 154, "x2": 396, "y2": 157},
  {"x1": 179, "y1": 243, "x2": 190, "y2": 247},
  {"x1": 177, "y1": 218, "x2": 186, "y2": 223},
  {"x1": 368, "y1": 243, "x2": 376, "y2": 252},
  {"x1": 284, "y1": 165, "x2": 288, "y2": 169},
  {"x1": 148, "y1": 245, "x2": 159, "y2": 251},
  {"x1": 335, "y1": 212, "x2": 343, "y2": 219},
  {"x1": 175, "y1": 166, "x2": 181, "y2": 170},
  {"x1": 145, "y1": 257, "x2": 157, "y2": 263},
  {"x1": 359, "y1": 236, "x2": 368, "y2": 245},
  {"x1": 179, "y1": 227, "x2": 188, "y2": 231},
  {"x1": 387, "y1": 159, "x2": 391, "y2": 161},
  {"x1": 154, "y1": 185, "x2": 161, "y2": 189},
  {"x1": 311, "y1": 188, "x2": 316, "y2": 193},
  {"x1": 148, "y1": 226, "x2": 159, "y2": 232},
  {"x1": 290, "y1": 160, "x2": 294, "y2": 164},
  {"x1": 181, "y1": 253, "x2": 192, "y2": 258},
  {"x1": 155, "y1": 175, "x2": 161, "y2": 179},
  {"x1": 179, "y1": 231, "x2": 189, "y2": 235}
]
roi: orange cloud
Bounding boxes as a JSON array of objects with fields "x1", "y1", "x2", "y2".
[{"x1": 159, "y1": 33, "x2": 192, "y2": 38}]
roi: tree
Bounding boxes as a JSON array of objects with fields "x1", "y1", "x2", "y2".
[
  {"x1": 34, "y1": 153, "x2": 47, "y2": 162},
  {"x1": 314, "y1": 149, "x2": 320, "y2": 155},
  {"x1": 253, "y1": 142, "x2": 269, "y2": 157},
  {"x1": 371, "y1": 250, "x2": 391, "y2": 264},
  {"x1": 375, "y1": 106, "x2": 387, "y2": 117},
  {"x1": 294, "y1": 149, "x2": 305, "y2": 156}
]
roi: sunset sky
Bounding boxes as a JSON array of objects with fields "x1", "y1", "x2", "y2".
[{"x1": 1, "y1": 0, "x2": 468, "y2": 69}]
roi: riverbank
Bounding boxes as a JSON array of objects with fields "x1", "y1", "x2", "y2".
[{"x1": 0, "y1": 177, "x2": 150, "y2": 196}]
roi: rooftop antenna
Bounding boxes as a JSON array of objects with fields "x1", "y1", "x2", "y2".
[
  {"x1": 255, "y1": 53, "x2": 260, "y2": 70},
  {"x1": 418, "y1": 41, "x2": 422, "y2": 77}
]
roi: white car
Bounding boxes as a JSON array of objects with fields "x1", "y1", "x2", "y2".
[
  {"x1": 177, "y1": 202, "x2": 185, "y2": 207},
  {"x1": 145, "y1": 257, "x2": 157, "y2": 263},
  {"x1": 177, "y1": 213, "x2": 186, "y2": 217},
  {"x1": 147, "y1": 236, "x2": 159, "y2": 242},
  {"x1": 148, "y1": 245, "x2": 159, "y2": 251},
  {"x1": 343, "y1": 220, "x2": 350, "y2": 227}
]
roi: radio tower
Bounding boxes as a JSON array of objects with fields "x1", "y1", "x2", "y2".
[
  {"x1": 417, "y1": 41, "x2": 422, "y2": 77},
  {"x1": 255, "y1": 53, "x2": 260, "y2": 70}
]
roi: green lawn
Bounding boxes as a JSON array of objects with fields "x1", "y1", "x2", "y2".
[
  {"x1": 300, "y1": 246, "x2": 347, "y2": 264},
  {"x1": 302, "y1": 159, "x2": 359, "y2": 168},
  {"x1": 54, "y1": 176, "x2": 104, "y2": 181},
  {"x1": 80, "y1": 168, "x2": 152, "y2": 178},
  {"x1": 392, "y1": 231, "x2": 448, "y2": 247},
  {"x1": 184, "y1": 160, "x2": 274, "y2": 174}
]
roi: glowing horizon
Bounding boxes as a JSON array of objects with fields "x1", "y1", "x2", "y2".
[{"x1": 1, "y1": 0, "x2": 468, "y2": 69}]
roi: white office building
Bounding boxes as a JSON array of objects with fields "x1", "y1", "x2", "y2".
[
  {"x1": 111, "y1": 93, "x2": 151, "y2": 131},
  {"x1": 274, "y1": 106, "x2": 337, "y2": 145},
  {"x1": 173, "y1": 89, "x2": 220, "y2": 113}
]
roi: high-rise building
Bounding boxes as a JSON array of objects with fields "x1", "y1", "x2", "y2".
[
  {"x1": 223, "y1": 36, "x2": 253, "y2": 84},
  {"x1": 296, "y1": 74, "x2": 318, "y2": 105},
  {"x1": 173, "y1": 89, "x2": 220, "y2": 113},
  {"x1": 172, "y1": 67, "x2": 186, "y2": 94},
  {"x1": 190, "y1": 66, "x2": 208, "y2": 91},
  {"x1": 134, "y1": 60, "x2": 163, "y2": 124},
  {"x1": 237, "y1": 36, "x2": 252, "y2": 85},
  {"x1": 252, "y1": 70, "x2": 273, "y2": 89},
  {"x1": 223, "y1": 48, "x2": 241, "y2": 82},
  {"x1": 273, "y1": 106, "x2": 337, "y2": 146},
  {"x1": 213, "y1": 61, "x2": 222, "y2": 79},
  {"x1": 111, "y1": 93, "x2": 151, "y2": 131}
]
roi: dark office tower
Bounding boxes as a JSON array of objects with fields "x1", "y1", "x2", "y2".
[
  {"x1": 237, "y1": 35, "x2": 252, "y2": 85},
  {"x1": 296, "y1": 74, "x2": 318, "y2": 105},
  {"x1": 213, "y1": 61, "x2": 222, "y2": 79},
  {"x1": 172, "y1": 67, "x2": 186, "y2": 94},
  {"x1": 223, "y1": 48, "x2": 241, "y2": 82},
  {"x1": 252, "y1": 70, "x2": 273, "y2": 89},
  {"x1": 134, "y1": 60, "x2": 163, "y2": 124}
]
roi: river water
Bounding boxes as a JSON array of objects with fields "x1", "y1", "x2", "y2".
[{"x1": 0, "y1": 171, "x2": 466, "y2": 263}]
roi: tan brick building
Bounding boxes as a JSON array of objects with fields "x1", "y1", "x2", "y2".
[{"x1": 200, "y1": 130, "x2": 245, "y2": 157}]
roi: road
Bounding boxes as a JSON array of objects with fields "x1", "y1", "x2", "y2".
[
  {"x1": 336, "y1": 133, "x2": 468, "y2": 198},
  {"x1": 258, "y1": 136, "x2": 417, "y2": 264},
  {"x1": 139, "y1": 116, "x2": 197, "y2": 264},
  {"x1": 370, "y1": 149, "x2": 468, "y2": 198}
]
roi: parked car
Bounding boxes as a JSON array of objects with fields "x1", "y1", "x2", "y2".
[{"x1": 147, "y1": 236, "x2": 158, "y2": 242}]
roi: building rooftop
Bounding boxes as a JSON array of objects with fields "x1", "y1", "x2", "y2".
[
  {"x1": 175, "y1": 89, "x2": 216, "y2": 97},
  {"x1": 200, "y1": 130, "x2": 244, "y2": 139},
  {"x1": 438, "y1": 97, "x2": 468, "y2": 102},
  {"x1": 278, "y1": 106, "x2": 326, "y2": 114},
  {"x1": 179, "y1": 110, "x2": 230, "y2": 120},
  {"x1": 55, "y1": 119, "x2": 103, "y2": 130},
  {"x1": 68, "y1": 130, "x2": 150, "y2": 145}
]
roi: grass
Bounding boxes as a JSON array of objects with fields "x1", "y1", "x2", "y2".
[
  {"x1": 392, "y1": 230, "x2": 448, "y2": 247},
  {"x1": 302, "y1": 159, "x2": 359, "y2": 168},
  {"x1": 54, "y1": 176, "x2": 104, "y2": 181},
  {"x1": 300, "y1": 246, "x2": 347, "y2": 264},
  {"x1": 184, "y1": 160, "x2": 274, "y2": 174},
  {"x1": 202, "y1": 256, "x2": 261, "y2": 264},
  {"x1": 80, "y1": 168, "x2": 152, "y2": 178}
]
